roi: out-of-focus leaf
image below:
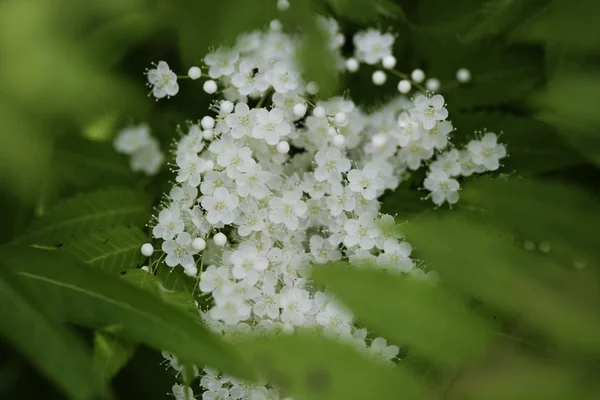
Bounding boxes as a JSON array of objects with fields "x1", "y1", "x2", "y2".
[
  {"x1": 121, "y1": 269, "x2": 199, "y2": 316},
  {"x1": 513, "y1": 0, "x2": 600, "y2": 50},
  {"x1": 460, "y1": 0, "x2": 553, "y2": 43},
  {"x1": 327, "y1": 0, "x2": 404, "y2": 23},
  {"x1": 63, "y1": 226, "x2": 148, "y2": 275},
  {"x1": 234, "y1": 333, "x2": 427, "y2": 400},
  {"x1": 93, "y1": 328, "x2": 137, "y2": 381},
  {"x1": 0, "y1": 268, "x2": 107, "y2": 400},
  {"x1": 450, "y1": 111, "x2": 582, "y2": 172},
  {"x1": 406, "y1": 214, "x2": 600, "y2": 355},
  {"x1": 313, "y1": 263, "x2": 493, "y2": 366},
  {"x1": 19, "y1": 188, "x2": 149, "y2": 245},
  {"x1": 1, "y1": 246, "x2": 252, "y2": 380},
  {"x1": 380, "y1": 187, "x2": 433, "y2": 219}
]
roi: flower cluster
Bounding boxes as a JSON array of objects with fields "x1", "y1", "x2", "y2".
[
  {"x1": 114, "y1": 123, "x2": 164, "y2": 175},
  {"x1": 139, "y1": 18, "x2": 506, "y2": 400}
]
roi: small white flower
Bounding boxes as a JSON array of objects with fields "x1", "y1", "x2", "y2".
[
  {"x1": 146, "y1": 61, "x2": 179, "y2": 99},
  {"x1": 235, "y1": 162, "x2": 272, "y2": 199},
  {"x1": 265, "y1": 60, "x2": 300, "y2": 93},
  {"x1": 467, "y1": 132, "x2": 506, "y2": 171},
  {"x1": 423, "y1": 169, "x2": 460, "y2": 205},
  {"x1": 310, "y1": 235, "x2": 342, "y2": 264},
  {"x1": 343, "y1": 213, "x2": 380, "y2": 250},
  {"x1": 231, "y1": 243, "x2": 268, "y2": 284},
  {"x1": 162, "y1": 232, "x2": 198, "y2": 269},
  {"x1": 199, "y1": 265, "x2": 233, "y2": 295},
  {"x1": 353, "y1": 29, "x2": 395, "y2": 65},
  {"x1": 347, "y1": 162, "x2": 385, "y2": 200},
  {"x1": 231, "y1": 60, "x2": 269, "y2": 96},
  {"x1": 204, "y1": 47, "x2": 240, "y2": 79},
  {"x1": 175, "y1": 152, "x2": 209, "y2": 187},
  {"x1": 152, "y1": 206, "x2": 184, "y2": 240},
  {"x1": 279, "y1": 287, "x2": 312, "y2": 325},
  {"x1": 201, "y1": 187, "x2": 239, "y2": 225},
  {"x1": 421, "y1": 120, "x2": 453, "y2": 150},
  {"x1": 316, "y1": 302, "x2": 353, "y2": 337},
  {"x1": 378, "y1": 239, "x2": 413, "y2": 272},
  {"x1": 130, "y1": 138, "x2": 164, "y2": 176},
  {"x1": 114, "y1": 124, "x2": 151, "y2": 154},
  {"x1": 430, "y1": 149, "x2": 462, "y2": 177},
  {"x1": 314, "y1": 147, "x2": 351, "y2": 182},
  {"x1": 172, "y1": 384, "x2": 194, "y2": 400},
  {"x1": 368, "y1": 337, "x2": 400, "y2": 362},
  {"x1": 269, "y1": 190, "x2": 307, "y2": 231},
  {"x1": 410, "y1": 94, "x2": 449, "y2": 130},
  {"x1": 252, "y1": 108, "x2": 291, "y2": 145}
]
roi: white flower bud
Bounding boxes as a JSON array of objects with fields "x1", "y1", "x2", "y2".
[
  {"x1": 307, "y1": 81, "x2": 320, "y2": 94},
  {"x1": 192, "y1": 238, "x2": 206, "y2": 251},
  {"x1": 276, "y1": 141, "x2": 290, "y2": 154},
  {"x1": 334, "y1": 112, "x2": 347, "y2": 126},
  {"x1": 201, "y1": 116, "x2": 215, "y2": 130},
  {"x1": 293, "y1": 103, "x2": 307, "y2": 117},
  {"x1": 333, "y1": 134, "x2": 345, "y2": 147},
  {"x1": 372, "y1": 133, "x2": 387, "y2": 148},
  {"x1": 538, "y1": 241, "x2": 551, "y2": 253},
  {"x1": 184, "y1": 265, "x2": 198, "y2": 277},
  {"x1": 313, "y1": 106, "x2": 326, "y2": 118},
  {"x1": 204, "y1": 160, "x2": 215, "y2": 171},
  {"x1": 141, "y1": 266, "x2": 150, "y2": 272},
  {"x1": 456, "y1": 68, "x2": 471, "y2": 83},
  {"x1": 187, "y1": 66, "x2": 201, "y2": 80},
  {"x1": 382, "y1": 55, "x2": 397, "y2": 69},
  {"x1": 270, "y1": 19, "x2": 283, "y2": 31},
  {"x1": 327, "y1": 126, "x2": 338, "y2": 137},
  {"x1": 524, "y1": 240, "x2": 536, "y2": 251},
  {"x1": 220, "y1": 100, "x2": 234, "y2": 114},
  {"x1": 397, "y1": 80, "x2": 411, "y2": 94},
  {"x1": 372, "y1": 70, "x2": 387, "y2": 85},
  {"x1": 202, "y1": 129, "x2": 214, "y2": 140},
  {"x1": 425, "y1": 78, "x2": 440, "y2": 92},
  {"x1": 345, "y1": 57, "x2": 359, "y2": 72},
  {"x1": 141, "y1": 243, "x2": 154, "y2": 257},
  {"x1": 277, "y1": 0, "x2": 290, "y2": 11},
  {"x1": 411, "y1": 69, "x2": 425, "y2": 83},
  {"x1": 203, "y1": 80, "x2": 217, "y2": 94},
  {"x1": 213, "y1": 232, "x2": 227, "y2": 246}
]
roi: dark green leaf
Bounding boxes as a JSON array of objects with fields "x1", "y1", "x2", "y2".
[
  {"x1": 234, "y1": 333, "x2": 427, "y2": 400},
  {"x1": 0, "y1": 268, "x2": 107, "y2": 400},
  {"x1": 313, "y1": 263, "x2": 493, "y2": 366},
  {"x1": 327, "y1": 0, "x2": 404, "y2": 24},
  {"x1": 19, "y1": 188, "x2": 149, "y2": 245},
  {"x1": 63, "y1": 226, "x2": 148, "y2": 275},
  {"x1": 93, "y1": 327, "x2": 137, "y2": 381},
  {"x1": 1, "y1": 246, "x2": 253, "y2": 380}
]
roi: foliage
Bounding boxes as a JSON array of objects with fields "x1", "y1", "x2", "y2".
[{"x1": 0, "y1": 0, "x2": 598, "y2": 399}]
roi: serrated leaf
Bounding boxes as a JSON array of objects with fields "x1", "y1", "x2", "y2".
[
  {"x1": 93, "y1": 328, "x2": 137, "y2": 381},
  {"x1": 313, "y1": 263, "x2": 493, "y2": 366},
  {"x1": 1, "y1": 246, "x2": 253, "y2": 380},
  {"x1": 20, "y1": 188, "x2": 149, "y2": 245},
  {"x1": 405, "y1": 214, "x2": 600, "y2": 355},
  {"x1": 63, "y1": 226, "x2": 148, "y2": 275},
  {"x1": 450, "y1": 111, "x2": 582, "y2": 172},
  {"x1": 0, "y1": 268, "x2": 107, "y2": 400},
  {"x1": 234, "y1": 333, "x2": 427, "y2": 400},
  {"x1": 121, "y1": 269, "x2": 199, "y2": 316}
]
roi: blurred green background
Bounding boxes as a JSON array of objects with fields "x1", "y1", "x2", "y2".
[{"x1": 1, "y1": 0, "x2": 599, "y2": 399}]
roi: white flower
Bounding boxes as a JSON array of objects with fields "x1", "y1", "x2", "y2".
[
  {"x1": 152, "y1": 206, "x2": 184, "y2": 240},
  {"x1": 146, "y1": 61, "x2": 179, "y2": 99},
  {"x1": 172, "y1": 384, "x2": 194, "y2": 400},
  {"x1": 314, "y1": 147, "x2": 351, "y2": 182},
  {"x1": 205, "y1": 47, "x2": 240, "y2": 79},
  {"x1": 368, "y1": 337, "x2": 400, "y2": 362},
  {"x1": 130, "y1": 138, "x2": 164, "y2": 176},
  {"x1": 175, "y1": 152, "x2": 209, "y2": 187},
  {"x1": 215, "y1": 144, "x2": 254, "y2": 178},
  {"x1": 398, "y1": 141, "x2": 434, "y2": 170},
  {"x1": 279, "y1": 287, "x2": 312, "y2": 325},
  {"x1": 231, "y1": 60, "x2": 269, "y2": 96},
  {"x1": 421, "y1": 120, "x2": 453, "y2": 150},
  {"x1": 269, "y1": 190, "x2": 307, "y2": 231},
  {"x1": 169, "y1": 184, "x2": 198, "y2": 208},
  {"x1": 353, "y1": 29, "x2": 395, "y2": 65},
  {"x1": 310, "y1": 235, "x2": 342, "y2": 264},
  {"x1": 253, "y1": 292, "x2": 280, "y2": 320},
  {"x1": 377, "y1": 239, "x2": 413, "y2": 272},
  {"x1": 231, "y1": 243, "x2": 268, "y2": 284},
  {"x1": 343, "y1": 213, "x2": 380, "y2": 250},
  {"x1": 162, "y1": 232, "x2": 198, "y2": 269},
  {"x1": 300, "y1": 172, "x2": 330, "y2": 199},
  {"x1": 225, "y1": 102, "x2": 256, "y2": 139},
  {"x1": 467, "y1": 133, "x2": 506, "y2": 171},
  {"x1": 410, "y1": 94, "x2": 449, "y2": 130},
  {"x1": 396, "y1": 112, "x2": 422, "y2": 147},
  {"x1": 347, "y1": 162, "x2": 385, "y2": 200},
  {"x1": 202, "y1": 388, "x2": 232, "y2": 400},
  {"x1": 265, "y1": 60, "x2": 300, "y2": 93},
  {"x1": 430, "y1": 148, "x2": 462, "y2": 177},
  {"x1": 235, "y1": 203, "x2": 267, "y2": 237},
  {"x1": 199, "y1": 265, "x2": 233, "y2": 295},
  {"x1": 423, "y1": 170, "x2": 460, "y2": 205},
  {"x1": 201, "y1": 171, "x2": 231, "y2": 196},
  {"x1": 114, "y1": 124, "x2": 151, "y2": 154},
  {"x1": 252, "y1": 108, "x2": 291, "y2": 145},
  {"x1": 235, "y1": 162, "x2": 272, "y2": 199},
  {"x1": 316, "y1": 301, "x2": 353, "y2": 337},
  {"x1": 327, "y1": 182, "x2": 356, "y2": 216},
  {"x1": 210, "y1": 292, "x2": 251, "y2": 325},
  {"x1": 201, "y1": 187, "x2": 239, "y2": 225}
]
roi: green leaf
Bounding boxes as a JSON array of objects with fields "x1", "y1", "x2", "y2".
[
  {"x1": 0, "y1": 268, "x2": 107, "y2": 400},
  {"x1": 20, "y1": 187, "x2": 149, "y2": 245},
  {"x1": 1, "y1": 246, "x2": 253, "y2": 380},
  {"x1": 327, "y1": 0, "x2": 404, "y2": 23},
  {"x1": 450, "y1": 111, "x2": 582, "y2": 172},
  {"x1": 121, "y1": 269, "x2": 199, "y2": 316},
  {"x1": 63, "y1": 226, "x2": 148, "y2": 275},
  {"x1": 313, "y1": 263, "x2": 492, "y2": 366},
  {"x1": 405, "y1": 214, "x2": 600, "y2": 355},
  {"x1": 234, "y1": 333, "x2": 428, "y2": 400},
  {"x1": 380, "y1": 187, "x2": 429, "y2": 220},
  {"x1": 93, "y1": 328, "x2": 137, "y2": 381}
]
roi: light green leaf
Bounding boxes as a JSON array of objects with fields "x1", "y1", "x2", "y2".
[
  {"x1": 234, "y1": 333, "x2": 428, "y2": 400},
  {"x1": 0, "y1": 268, "x2": 107, "y2": 400},
  {"x1": 450, "y1": 111, "x2": 582, "y2": 172},
  {"x1": 93, "y1": 328, "x2": 137, "y2": 381},
  {"x1": 20, "y1": 187, "x2": 149, "y2": 245},
  {"x1": 1, "y1": 246, "x2": 253, "y2": 380},
  {"x1": 405, "y1": 214, "x2": 600, "y2": 355},
  {"x1": 121, "y1": 269, "x2": 199, "y2": 316},
  {"x1": 63, "y1": 226, "x2": 148, "y2": 275},
  {"x1": 312, "y1": 263, "x2": 492, "y2": 366}
]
